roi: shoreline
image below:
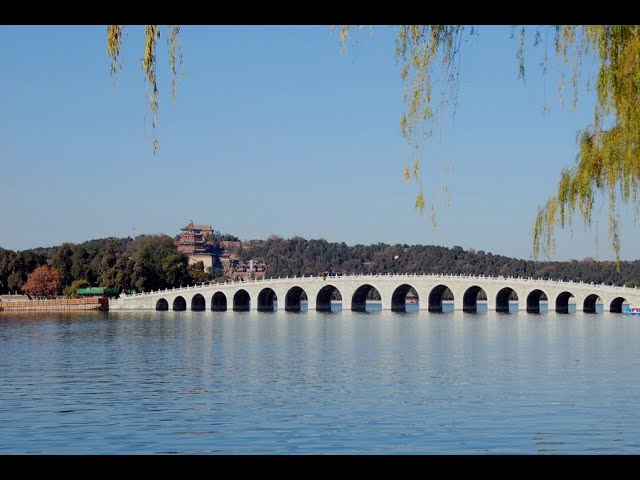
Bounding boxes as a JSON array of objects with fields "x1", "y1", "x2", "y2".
[{"x1": 0, "y1": 297, "x2": 108, "y2": 312}]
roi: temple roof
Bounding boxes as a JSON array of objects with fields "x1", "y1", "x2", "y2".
[
  {"x1": 181, "y1": 220, "x2": 196, "y2": 231},
  {"x1": 181, "y1": 220, "x2": 213, "y2": 232}
]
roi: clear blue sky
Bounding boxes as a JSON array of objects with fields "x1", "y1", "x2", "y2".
[{"x1": 1, "y1": 25, "x2": 638, "y2": 261}]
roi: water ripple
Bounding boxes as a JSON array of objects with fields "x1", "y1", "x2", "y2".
[{"x1": 1, "y1": 310, "x2": 640, "y2": 453}]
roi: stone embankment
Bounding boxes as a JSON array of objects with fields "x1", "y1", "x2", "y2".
[{"x1": 0, "y1": 297, "x2": 108, "y2": 312}]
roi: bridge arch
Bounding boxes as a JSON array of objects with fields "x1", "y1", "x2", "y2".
[
  {"x1": 233, "y1": 289, "x2": 251, "y2": 311},
  {"x1": 428, "y1": 284, "x2": 454, "y2": 312},
  {"x1": 316, "y1": 284, "x2": 342, "y2": 312},
  {"x1": 610, "y1": 296, "x2": 628, "y2": 313},
  {"x1": 583, "y1": 294, "x2": 602, "y2": 314},
  {"x1": 156, "y1": 298, "x2": 168, "y2": 311},
  {"x1": 258, "y1": 288, "x2": 277, "y2": 312},
  {"x1": 526, "y1": 289, "x2": 548, "y2": 313},
  {"x1": 211, "y1": 292, "x2": 227, "y2": 311},
  {"x1": 351, "y1": 284, "x2": 381, "y2": 312},
  {"x1": 463, "y1": 285, "x2": 487, "y2": 313},
  {"x1": 555, "y1": 291, "x2": 575, "y2": 314},
  {"x1": 391, "y1": 284, "x2": 419, "y2": 312},
  {"x1": 112, "y1": 275, "x2": 640, "y2": 314},
  {"x1": 173, "y1": 296, "x2": 187, "y2": 311},
  {"x1": 191, "y1": 293, "x2": 206, "y2": 311},
  {"x1": 285, "y1": 286, "x2": 307, "y2": 312},
  {"x1": 495, "y1": 287, "x2": 518, "y2": 313}
]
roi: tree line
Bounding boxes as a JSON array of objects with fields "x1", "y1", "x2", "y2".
[
  {"x1": 238, "y1": 236, "x2": 640, "y2": 288},
  {"x1": 0, "y1": 235, "x2": 211, "y2": 296},
  {"x1": 1, "y1": 234, "x2": 639, "y2": 297}
]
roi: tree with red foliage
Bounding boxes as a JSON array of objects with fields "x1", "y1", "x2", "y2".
[{"x1": 21, "y1": 265, "x2": 62, "y2": 299}]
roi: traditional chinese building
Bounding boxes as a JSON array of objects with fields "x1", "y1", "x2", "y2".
[
  {"x1": 229, "y1": 259, "x2": 267, "y2": 281},
  {"x1": 194, "y1": 224, "x2": 214, "y2": 241},
  {"x1": 174, "y1": 220, "x2": 267, "y2": 279},
  {"x1": 219, "y1": 240, "x2": 243, "y2": 250},
  {"x1": 175, "y1": 220, "x2": 215, "y2": 269}
]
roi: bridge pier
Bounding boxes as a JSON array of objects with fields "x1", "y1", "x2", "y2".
[{"x1": 451, "y1": 298, "x2": 461, "y2": 311}]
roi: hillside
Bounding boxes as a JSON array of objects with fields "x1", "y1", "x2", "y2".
[{"x1": 237, "y1": 236, "x2": 640, "y2": 287}]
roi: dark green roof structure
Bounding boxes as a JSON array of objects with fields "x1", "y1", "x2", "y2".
[{"x1": 76, "y1": 287, "x2": 119, "y2": 297}]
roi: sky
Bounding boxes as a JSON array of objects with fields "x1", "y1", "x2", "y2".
[{"x1": 1, "y1": 25, "x2": 638, "y2": 261}]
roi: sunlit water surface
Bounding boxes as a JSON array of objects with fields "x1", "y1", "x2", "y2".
[{"x1": 1, "y1": 308, "x2": 639, "y2": 454}]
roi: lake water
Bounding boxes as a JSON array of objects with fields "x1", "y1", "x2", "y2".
[{"x1": 1, "y1": 309, "x2": 639, "y2": 454}]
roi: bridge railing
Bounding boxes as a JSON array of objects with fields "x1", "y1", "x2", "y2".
[{"x1": 120, "y1": 273, "x2": 637, "y2": 298}]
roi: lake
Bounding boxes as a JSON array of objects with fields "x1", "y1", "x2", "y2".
[{"x1": 1, "y1": 309, "x2": 639, "y2": 454}]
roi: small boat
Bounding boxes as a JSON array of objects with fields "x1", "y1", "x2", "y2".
[{"x1": 624, "y1": 305, "x2": 640, "y2": 316}]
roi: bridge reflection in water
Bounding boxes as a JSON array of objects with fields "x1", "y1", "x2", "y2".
[{"x1": 112, "y1": 273, "x2": 639, "y2": 315}]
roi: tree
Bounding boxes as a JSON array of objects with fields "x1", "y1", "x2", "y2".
[
  {"x1": 21, "y1": 265, "x2": 62, "y2": 299},
  {"x1": 107, "y1": 25, "x2": 640, "y2": 264},
  {"x1": 70, "y1": 246, "x2": 90, "y2": 283},
  {"x1": 188, "y1": 261, "x2": 210, "y2": 284},
  {"x1": 7, "y1": 271, "x2": 23, "y2": 294},
  {"x1": 129, "y1": 234, "x2": 188, "y2": 291},
  {"x1": 112, "y1": 254, "x2": 134, "y2": 292},
  {"x1": 63, "y1": 279, "x2": 90, "y2": 298},
  {"x1": 52, "y1": 243, "x2": 75, "y2": 287},
  {"x1": 209, "y1": 266, "x2": 226, "y2": 280},
  {"x1": 96, "y1": 238, "x2": 121, "y2": 287},
  {"x1": 0, "y1": 249, "x2": 17, "y2": 294},
  {"x1": 0, "y1": 250, "x2": 47, "y2": 294}
]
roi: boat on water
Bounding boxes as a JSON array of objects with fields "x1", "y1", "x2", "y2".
[{"x1": 624, "y1": 305, "x2": 640, "y2": 315}]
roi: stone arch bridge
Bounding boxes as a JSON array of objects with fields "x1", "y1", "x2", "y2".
[{"x1": 109, "y1": 274, "x2": 640, "y2": 314}]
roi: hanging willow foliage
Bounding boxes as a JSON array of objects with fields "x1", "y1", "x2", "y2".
[
  {"x1": 533, "y1": 26, "x2": 640, "y2": 266},
  {"x1": 107, "y1": 25, "x2": 183, "y2": 155},
  {"x1": 338, "y1": 25, "x2": 640, "y2": 265},
  {"x1": 108, "y1": 25, "x2": 640, "y2": 264}
]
